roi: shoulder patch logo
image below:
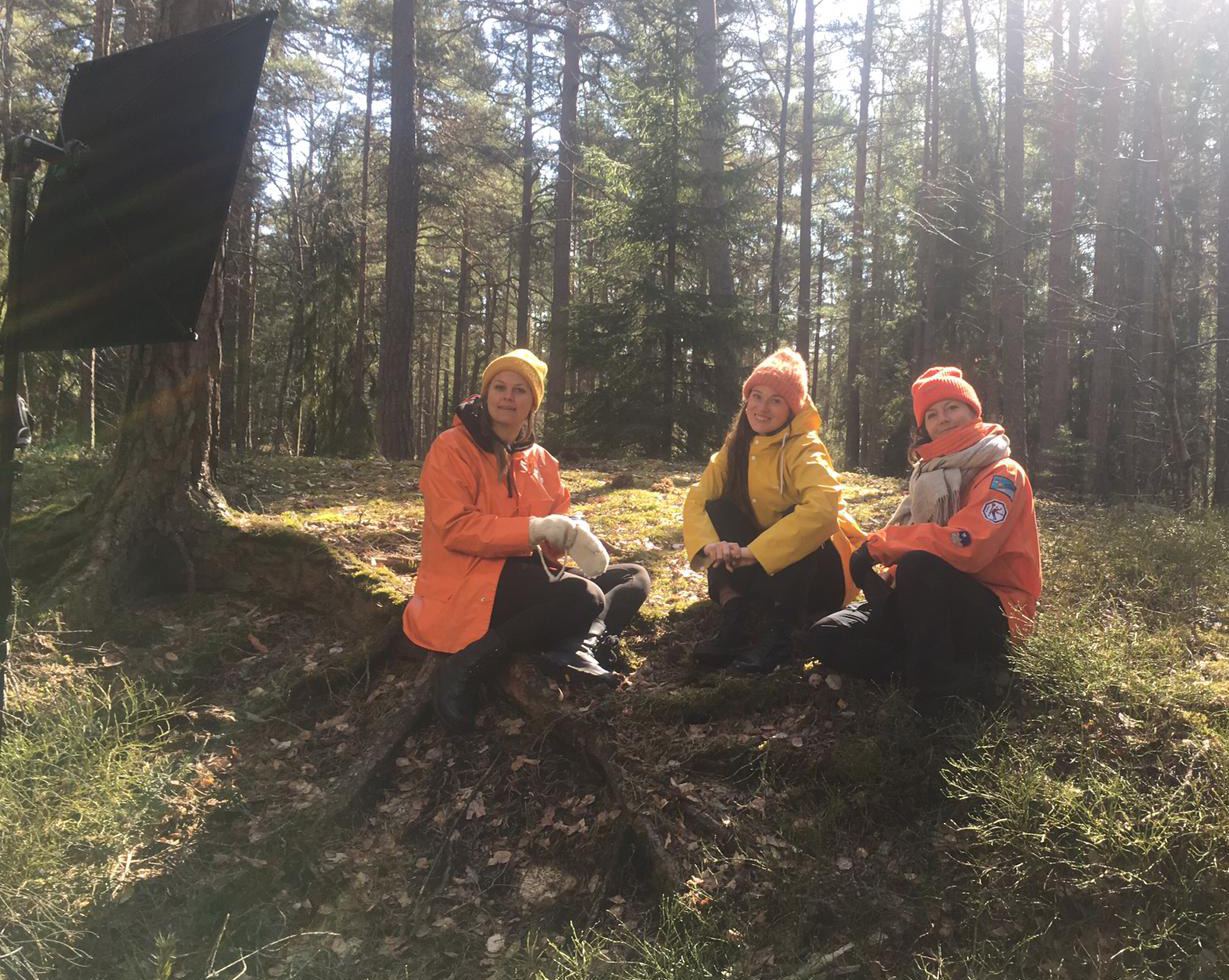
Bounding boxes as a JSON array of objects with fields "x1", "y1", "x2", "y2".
[
  {"x1": 989, "y1": 474, "x2": 1016, "y2": 500},
  {"x1": 982, "y1": 500, "x2": 1008, "y2": 524},
  {"x1": 950, "y1": 529, "x2": 973, "y2": 547}
]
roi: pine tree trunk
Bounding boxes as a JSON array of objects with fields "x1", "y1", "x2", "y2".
[
  {"x1": 377, "y1": 0, "x2": 418, "y2": 459},
  {"x1": 768, "y1": 0, "x2": 795, "y2": 350},
  {"x1": 1040, "y1": 0, "x2": 1079, "y2": 464},
  {"x1": 694, "y1": 0, "x2": 734, "y2": 298},
  {"x1": 1138, "y1": 4, "x2": 1192, "y2": 508},
  {"x1": 1122, "y1": 19, "x2": 1159, "y2": 494},
  {"x1": 347, "y1": 49, "x2": 375, "y2": 455},
  {"x1": 453, "y1": 220, "x2": 471, "y2": 408},
  {"x1": 1087, "y1": 0, "x2": 1124, "y2": 495},
  {"x1": 546, "y1": 0, "x2": 581, "y2": 427},
  {"x1": 515, "y1": 5, "x2": 535, "y2": 349},
  {"x1": 796, "y1": 0, "x2": 814, "y2": 361},
  {"x1": 916, "y1": 0, "x2": 943, "y2": 370},
  {"x1": 1, "y1": 0, "x2": 14, "y2": 153},
  {"x1": 219, "y1": 211, "x2": 239, "y2": 451},
  {"x1": 1000, "y1": 0, "x2": 1027, "y2": 469},
  {"x1": 1214, "y1": 21, "x2": 1229, "y2": 508},
  {"x1": 845, "y1": 0, "x2": 873, "y2": 467},
  {"x1": 236, "y1": 204, "x2": 258, "y2": 452},
  {"x1": 867, "y1": 118, "x2": 884, "y2": 468}
]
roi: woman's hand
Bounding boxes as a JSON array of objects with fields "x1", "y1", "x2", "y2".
[{"x1": 703, "y1": 541, "x2": 757, "y2": 570}]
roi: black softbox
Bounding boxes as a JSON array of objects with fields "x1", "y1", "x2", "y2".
[{"x1": 8, "y1": 12, "x2": 274, "y2": 352}]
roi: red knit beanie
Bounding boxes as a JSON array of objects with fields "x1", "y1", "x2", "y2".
[
  {"x1": 911, "y1": 366, "x2": 982, "y2": 427},
  {"x1": 742, "y1": 348, "x2": 809, "y2": 415}
]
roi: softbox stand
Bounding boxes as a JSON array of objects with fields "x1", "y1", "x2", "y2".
[{"x1": 0, "y1": 12, "x2": 275, "y2": 730}]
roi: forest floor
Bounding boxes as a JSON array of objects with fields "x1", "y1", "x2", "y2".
[{"x1": 4, "y1": 449, "x2": 1229, "y2": 980}]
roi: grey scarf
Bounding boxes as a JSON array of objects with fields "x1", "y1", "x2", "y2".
[{"x1": 886, "y1": 431, "x2": 1011, "y2": 527}]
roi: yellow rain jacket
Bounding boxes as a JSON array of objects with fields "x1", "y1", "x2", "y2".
[{"x1": 683, "y1": 399, "x2": 866, "y2": 605}]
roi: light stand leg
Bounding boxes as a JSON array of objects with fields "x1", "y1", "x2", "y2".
[{"x1": 0, "y1": 150, "x2": 32, "y2": 734}]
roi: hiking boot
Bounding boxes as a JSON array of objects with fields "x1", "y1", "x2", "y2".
[
  {"x1": 694, "y1": 596, "x2": 751, "y2": 668},
  {"x1": 432, "y1": 632, "x2": 505, "y2": 733},
  {"x1": 731, "y1": 610, "x2": 794, "y2": 674},
  {"x1": 539, "y1": 620, "x2": 622, "y2": 688}
]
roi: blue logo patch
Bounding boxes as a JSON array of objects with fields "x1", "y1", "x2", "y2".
[
  {"x1": 989, "y1": 475, "x2": 1017, "y2": 500},
  {"x1": 950, "y1": 529, "x2": 972, "y2": 548}
]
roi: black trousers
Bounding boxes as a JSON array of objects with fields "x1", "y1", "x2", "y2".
[
  {"x1": 705, "y1": 498, "x2": 845, "y2": 621},
  {"x1": 489, "y1": 556, "x2": 651, "y2": 652},
  {"x1": 808, "y1": 550, "x2": 1008, "y2": 695}
]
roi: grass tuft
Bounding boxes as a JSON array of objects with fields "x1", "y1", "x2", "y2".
[{"x1": 0, "y1": 675, "x2": 183, "y2": 979}]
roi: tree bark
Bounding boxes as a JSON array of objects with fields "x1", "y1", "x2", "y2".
[
  {"x1": 348, "y1": 49, "x2": 375, "y2": 455},
  {"x1": 1215, "y1": 21, "x2": 1229, "y2": 507},
  {"x1": 515, "y1": 4, "x2": 535, "y2": 349},
  {"x1": 377, "y1": 0, "x2": 419, "y2": 459},
  {"x1": 545, "y1": 0, "x2": 581, "y2": 427},
  {"x1": 1040, "y1": 0, "x2": 1079, "y2": 463},
  {"x1": 1087, "y1": 0, "x2": 1124, "y2": 495},
  {"x1": 768, "y1": 0, "x2": 795, "y2": 350},
  {"x1": 796, "y1": 0, "x2": 814, "y2": 361},
  {"x1": 999, "y1": 0, "x2": 1027, "y2": 469},
  {"x1": 1138, "y1": 2, "x2": 1192, "y2": 508},
  {"x1": 694, "y1": 0, "x2": 734, "y2": 298},
  {"x1": 1, "y1": 0, "x2": 14, "y2": 153},
  {"x1": 453, "y1": 219, "x2": 471, "y2": 408},
  {"x1": 916, "y1": 0, "x2": 944, "y2": 371},
  {"x1": 236, "y1": 204, "x2": 258, "y2": 453},
  {"x1": 845, "y1": 0, "x2": 873, "y2": 468}
]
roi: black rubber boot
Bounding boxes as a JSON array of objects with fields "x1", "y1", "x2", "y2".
[
  {"x1": 731, "y1": 609, "x2": 794, "y2": 674},
  {"x1": 539, "y1": 621, "x2": 622, "y2": 688},
  {"x1": 694, "y1": 596, "x2": 751, "y2": 668},
  {"x1": 593, "y1": 631, "x2": 631, "y2": 673},
  {"x1": 432, "y1": 632, "x2": 505, "y2": 733}
]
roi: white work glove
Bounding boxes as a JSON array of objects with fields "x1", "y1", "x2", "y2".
[
  {"x1": 529, "y1": 514, "x2": 579, "y2": 552},
  {"x1": 570, "y1": 520, "x2": 609, "y2": 578}
]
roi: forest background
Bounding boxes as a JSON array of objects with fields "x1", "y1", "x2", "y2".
[
  {"x1": 2, "y1": 0, "x2": 1229, "y2": 976},
  {"x1": 2, "y1": 0, "x2": 1227, "y2": 500}
]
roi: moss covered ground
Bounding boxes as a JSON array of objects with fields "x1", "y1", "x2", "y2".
[{"x1": 2, "y1": 448, "x2": 1228, "y2": 979}]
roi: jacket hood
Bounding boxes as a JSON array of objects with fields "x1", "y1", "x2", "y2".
[
  {"x1": 788, "y1": 397, "x2": 822, "y2": 437},
  {"x1": 454, "y1": 394, "x2": 536, "y2": 456}
]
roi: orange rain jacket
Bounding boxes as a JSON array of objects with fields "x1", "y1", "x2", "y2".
[
  {"x1": 865, "y1": 421, "x2": 1042, "y2": 638},
  {"x1": 402, "y1": 416, "x2": 570, "y2": 654}
]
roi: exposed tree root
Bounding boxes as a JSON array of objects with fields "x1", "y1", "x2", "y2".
[{"x1": 496, "y1": 660, "x2": 747, "y2": 894}]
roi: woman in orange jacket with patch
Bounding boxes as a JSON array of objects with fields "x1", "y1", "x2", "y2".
[
  {"x1": 404, "y1": 349, "x2": 650, "y2": 733},
  {"x1": 809, "y1": 367, "x2": 1042, "y2": 698}
]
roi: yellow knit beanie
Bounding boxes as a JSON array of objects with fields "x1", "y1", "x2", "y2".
[{"x1": 480, "y1": 349, "x2": 548, "y2": 410}]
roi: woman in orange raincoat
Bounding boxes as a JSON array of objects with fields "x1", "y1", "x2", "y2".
[
  {"x1": 809, "y1": 366, "x2": 1042, "y2": 699},
  {"x1": 404, "y1": 350, "x2": 650, "y2": 732}
]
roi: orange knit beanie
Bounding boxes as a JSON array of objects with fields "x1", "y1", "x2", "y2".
[
  {"x1": 742, "y1": 348, "x2": 809, "y2": 415},
  {"x1": 911, "y1": 366, "x2": 982, "y2": 427}
]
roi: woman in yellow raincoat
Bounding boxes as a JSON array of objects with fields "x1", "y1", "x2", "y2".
[{"x1": 682, "y1": 348, "x2": 865, "y2": 673}]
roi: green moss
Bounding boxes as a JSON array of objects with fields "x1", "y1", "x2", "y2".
[
  {"x1": 629, "y1": 674, "x2": 801, "y2": 724},
  {"x1": 10, "y1": 497, "x2": 92, "y2": 584}
]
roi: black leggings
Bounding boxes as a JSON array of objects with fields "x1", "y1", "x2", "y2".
[
  {"x1": 808, "y1": 550, "x2": 1008, "y2": 694},
  {"x1": 489, "y1": 557, "x2": 651, "y2": 652},
  {"x1": 705, "y1": 498, "x2": 845, "y2": 621}
]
